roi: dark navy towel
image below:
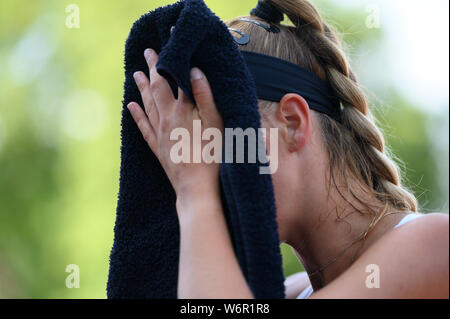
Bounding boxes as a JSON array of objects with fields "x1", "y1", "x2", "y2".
[{"x1": 107, "y1": 0, "x2": 285, "y2": 299}]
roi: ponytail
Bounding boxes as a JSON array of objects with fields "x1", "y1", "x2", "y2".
[{"x1": 227, "y1": 0, "x2": 418, "y2": 222}]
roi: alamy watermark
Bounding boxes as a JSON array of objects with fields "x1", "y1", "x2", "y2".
[
  {"x1": 365, "y1": 264, "x2": 380, "y2": 289},
  {"x1": 65, "y1": 264, "x2": 80, "y2": 288},
  {"x1": 65, "y1": 4, "x2": 80, "y2": 29},
  {"x1": 365, "y1": 4, "x2": 381, "y2": 29},
  {"x1": 170, "y1": 120, "x2": 279, "y2": 175}
]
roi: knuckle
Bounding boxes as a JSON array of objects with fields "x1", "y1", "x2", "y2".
[
  {"x1": 193, "y1": 81, "x2": 207, "y2": 95},
  {"x1": 145, "y1": 104, "x2": 154, "y2": 117},
  {"x1": 136, "y1": 118, "x2": 146, "y2": 130},
  {"x1": 137, "y1": 81, "x2": 146, "y2": 92},
  {"x1": 142, "y1": 131, "x2": 152, "y2": 143},
  {"x1": 142, "y1": 90, "x2": 152, "y2": 106},
  {"x1": 145, "y1": 55, "x2": 152, "y2": 66},
  {"x1": 150, "y1": 77, "x2": 160, "y2": 90},
  {"x1": 177, "y1": 98, "x2": 191, "y2": 111},
  {"x1": 159, "y1": 117, "x2": 171, "y2": 133},
  {"x1": 199, "y1": 109, "x2": 213, "y2": 123},
  {"x1": 194, "y1": 85, "x2": 211, "y2": 102}
]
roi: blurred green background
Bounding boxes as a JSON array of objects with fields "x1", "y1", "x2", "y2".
[{"x1": 0, "y1": 0, "x2": 448, "y2": 298}]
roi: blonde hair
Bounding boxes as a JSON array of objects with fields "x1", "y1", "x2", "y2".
[{"x1": 227, "y1": 0, "x2": 417, "y2": 231}]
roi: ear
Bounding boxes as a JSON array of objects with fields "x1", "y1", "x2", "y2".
[{"x1": 275, "y1": 93, "x2": 312, "y2": 153}]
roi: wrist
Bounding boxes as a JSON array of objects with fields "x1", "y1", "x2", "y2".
[
  {"x1": 175, "y1": 173, "x2": 220, "y2": 200},
  {"x1": 176, "y1": 182, "x2": 222, "y2": 224}
]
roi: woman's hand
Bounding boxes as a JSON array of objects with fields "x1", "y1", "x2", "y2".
[
  {"x1": 128, "y1": 49, "x2": 252, "y2": 299},
  {"x1": 128, "y1": 48, "x2": 224, "y2": 199}
]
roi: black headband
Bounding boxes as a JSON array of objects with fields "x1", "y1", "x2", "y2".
[{"x1": 241, "y1": 51, "x2": 341, "y2": 121}]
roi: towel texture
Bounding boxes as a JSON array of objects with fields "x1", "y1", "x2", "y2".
[{"x1": 107, "y1": 0, "x2": 285, "y2": 299}]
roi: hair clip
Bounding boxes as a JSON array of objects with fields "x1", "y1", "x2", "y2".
[
  {"x1": 229, "y1": 28, "x2": 250, "y2": 45},
  {"x1": 238, "y1": 17, "x2": 280, "y2": 33}
]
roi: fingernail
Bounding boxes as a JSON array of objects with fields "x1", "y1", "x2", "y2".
[
  {"x1": 147, "y1": 48, "x2": 156, "y2": 60},
  {"x1": 190, "y1": 68, "x2": 203, "y2": 81},
  {"x1": 127, "y1": 103, "x2": 134, "y2": 111},
  {"x1": 144, "y1": 49, "x2": 155, "y2": 60},
  {"x1": 144, "y1": 48, "x2": 151, "y2": 59},
  {"x1": 133, "y1": 71, "x2": 142, "y2": 81}
]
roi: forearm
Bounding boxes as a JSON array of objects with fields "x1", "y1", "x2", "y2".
[{"x1": 176, "y1": 184, "x2": 253, "y2": 299}]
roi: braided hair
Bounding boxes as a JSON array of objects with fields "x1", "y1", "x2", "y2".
[{"x1": 227, "y1": 0, "x2": 417, "y2": 239}]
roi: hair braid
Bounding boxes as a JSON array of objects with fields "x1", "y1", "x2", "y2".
[
  {"x1": 273, "y1": 0, "x2": 417, "y2": 214},
  {"x1": 227, "y1": 0, "x2": 418, "y2": 221}
]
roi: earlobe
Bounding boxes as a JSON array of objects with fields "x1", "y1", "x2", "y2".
[{"x1": 277, "y1": 94, "x2": 311, "y2": 153}]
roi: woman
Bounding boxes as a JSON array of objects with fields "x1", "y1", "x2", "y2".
[{"x1": 127, "y1": 0, "x2": 449, "y2": 298}]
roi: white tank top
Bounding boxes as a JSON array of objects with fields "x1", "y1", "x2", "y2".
[{"x1": 297, "y1": 213, "x2": 424, "y2": 299}]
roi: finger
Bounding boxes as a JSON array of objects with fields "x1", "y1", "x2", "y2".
[
  {"x1": 177, "y1": 87, "x2": 194, "y2": 113},
  {"x1": 127, "y1": 102, "x2": 157, "y2": 151},
  {"x1": 177, "y1": 87, "x2": 191, "y2": 104},
  {"x1": 145, "y1": 49, "x2": 175, "y2": 109},
  {"x1": 133, "y1": 71, "x2": 159, "y2": 127},
  {"x1": 190, "y1": 68, "x2": 222, "y2": 128},
  {"x1": 144, "y1": 48, "x2": 155, "y2": 72}
]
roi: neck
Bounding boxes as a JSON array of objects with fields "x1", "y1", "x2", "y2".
[{"x1": 286, "y1": 177, "x2": 406, "y2": 291}]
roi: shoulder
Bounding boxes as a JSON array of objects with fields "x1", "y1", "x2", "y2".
[
  {"x1": 384, "y1": 213, "x2": 449, "y2": 276},
  {"x1": 312, "y1": 213, "x2": 449, "y2": 299},
  {"x1": 391, "y1": 212, "x2": 448, "y2": 244},
  {"x1": 389, "y1": 213, "x2": 448, "y2": 259},
  {"x1": 364, "y1": 213, "x2": 448, "y2": 298}
]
